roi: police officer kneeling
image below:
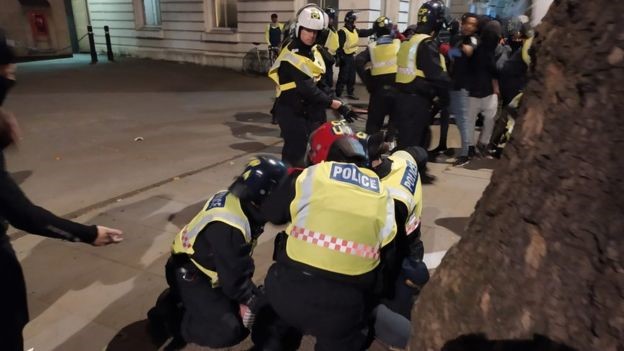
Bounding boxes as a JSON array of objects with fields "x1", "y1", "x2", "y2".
[
  {"x1": 148, "y1": 156, "x2": 287, "y2": 349},
  {"x1": 261, "y1": 122, "x2": 398, "y2": 351}
]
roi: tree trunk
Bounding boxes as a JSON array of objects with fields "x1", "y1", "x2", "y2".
[{"x1": 409, "y1": 1, "x2": 624, "y2": 350}]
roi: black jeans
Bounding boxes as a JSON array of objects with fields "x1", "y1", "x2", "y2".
[
  {"x1": 172, "y1": 258, "x2": 249, "y2": 348},
  {"x1": 275, "y1": 105, "x2": 321, "y2": 167},
  {"x1": 265, "y1": 263, "x2": 371, "y2": 351},
  {"x1": 336, "y1": 54, "x2": 356, "y2": 97},
  {"x1": 395, "y1": 92, "x2": 433, "y2": 149},
  {"x1": 0, "y1": 235, "x2": 29, "y2": 351},
  {"x1": 366, "y1": 86, "x2": 398, "y2": 135}
]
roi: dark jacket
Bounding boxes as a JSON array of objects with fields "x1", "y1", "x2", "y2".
[
  {"x1": 0, "y1": 151, "x2": 97, "y2": 343},
  {"x1": 396, "y1": 36, "x2": 450, "y2": 106},
  {"x1": 275, "y1": 39, "x2": 333, "y2": 123},
  {"x1": 189, "y1": 200, "x2": 265, "y2": 303}
]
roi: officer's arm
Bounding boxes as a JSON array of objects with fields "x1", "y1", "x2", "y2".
[
  {"x1": 265, "y1": 24, "x2": 270, "y2": 45},
  {"x1": 337, "y1": 30, "x2": 346, "y2": 56},
  {"x1": 355, "y1": 49, "x2": 373, "y2": 92},
  {"x1": 260, "y1": 171, "x2": 298, "y2": 225},
  {"x1": 0, "y1": 158, "x2": 97, "y2": 243},
  {"x1": 280, "y1": 59, "x2": 332, "y2": 106},
  {"x1": 198, "y1": 222, "x2": 256, "y2": 303},
  {"x1": 357, "y1": 27, "x2": 375, "y2": 38},
  {"x1": 419, "y1": 41, "x2": 451, "y2": 106}
]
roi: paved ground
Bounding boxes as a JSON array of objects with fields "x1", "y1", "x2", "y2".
[{"x1": 4, "y1": 55, "x2": 496, "y2": 351}]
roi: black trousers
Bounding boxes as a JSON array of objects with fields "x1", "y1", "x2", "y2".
[
  {"x1": 0, "y1": 236, "x2": 29, "y2": 351},
  {"x1": 169, "y1": 257, "x2": 249, "y2": 348},
  {"x1": 275, "y1": 104, "x2": 322, "y2": 167},
  {"x1": 323, "y1": 60, "x2": 334, "y2": 89},
  {"x1": 366, "y1": 86, "x2": 398, "y2": 135},
  {"x1": 336, "y1": 54, "x2": 356, "y2": 97},
  {"x1": 395, "y1": 92, "x2": 433, "y2": 149},
  {"x1": 265, "y1": 263, "x2": 371, "y2": 351}
]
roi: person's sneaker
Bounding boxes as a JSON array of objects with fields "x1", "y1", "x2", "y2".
[
  {"x1": 429, "y1": 145, "x2": 448, "y2": 155},
  {"x1": 468, "y1": 145, "x2": 477, "y2": 158},
  {"x1": 476, "y1": 143, "x2": 493, "y2": 159},
  {"x1": 346, "y1": 94, "x2": 359, "y2": 100},
  {"x1": 453, "y1": 156, "x2": 471, "y2": 167}
]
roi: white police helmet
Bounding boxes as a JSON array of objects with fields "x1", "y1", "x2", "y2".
[{"x1": 294, "y1": 4, "x2": 328, "y2": 38}]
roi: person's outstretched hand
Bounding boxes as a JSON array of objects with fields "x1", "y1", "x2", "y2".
[{"x1": 92, "y1": 226, "x2": 124, "y2": 246}]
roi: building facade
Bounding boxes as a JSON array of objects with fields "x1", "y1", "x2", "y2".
[
  {"x1": 0, "y1": 0, "x2": 553, "y2": 64},
  {"x1": 0, "y1": 0, "x2": 74, "y2": 59}
]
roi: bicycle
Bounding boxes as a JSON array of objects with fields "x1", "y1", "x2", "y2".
[
  {"x1": 268, "y1": 45, "x2": 280, "y2": 66},
  {"x1": 242, "y1": 42, "x2": 272, "y2": 75}
]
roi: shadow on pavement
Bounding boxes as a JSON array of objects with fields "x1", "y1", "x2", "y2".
[
  {"x1": 234, "y1": 112, "x2": 273, "y2": 124},
  {"x1": 229, "y1": 141, "x2": 281, "y2": 155},
  {"x1": 434, "y1": 217, "x2": 470, "y2": 238},
  {"x1": 223, "y1": 121, "x2": 278, "y2": 140},
  {"x1": 10, "y1": 170, "x2": 33, "y2": 185},
  {"x1": 167, "y1": 200, "x2": 205, "y2": 230}
]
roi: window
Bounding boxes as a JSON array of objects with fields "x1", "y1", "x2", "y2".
[
  {"x1": 214, "y1": 0, "x2": 237, "y2": 28},
  {"x1": 142, "y1": 0, "x2": 161, "y2": 27},
  {"x1": 309, "y1": 0, "x2": 338, "y2": 10},
  {"x1": 469, "y1": 0, "x2": 530, "y2": 18}
]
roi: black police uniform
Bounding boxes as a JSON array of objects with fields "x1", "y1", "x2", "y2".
[
  {"x1": 273, "y1": 39, "x2": 333, "y2": 167},
  {"x1": 355, "y1": 35, "x2": 399, "y2": 135},
  {"x1": 335, "y1": 27, "x2": 375, "y2": 98},
  {"x1": 395, "y1": 36, "x2": 450, "y2": 149},
  {"x1": 151, "y1": 200, "x2": 270, "y2": 348},
  {"x1": 260, "y1": 170, "x2": 399, "y2": 351}
]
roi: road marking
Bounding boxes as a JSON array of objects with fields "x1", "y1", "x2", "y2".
[{"x1": 423, "y1": 250, "x2": 448, "y2": 269}]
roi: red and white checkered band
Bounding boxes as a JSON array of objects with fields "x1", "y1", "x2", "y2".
[
  {"x1": 181, "y1": 226, "x2": 193, "y2": 249},
  {"x1": 406, "y1": 216, "x2": 421, "y2": 235},
  {"x1": 290, "y1": 226, "x2": 380, "y2": 260}
]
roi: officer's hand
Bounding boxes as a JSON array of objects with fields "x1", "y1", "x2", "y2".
[
  {"x1": 337, "y1": 104, "x2": 359, "y2": 123},
  {"x1": 92, "y1": 226, "x2": 124, "y2": 246}
]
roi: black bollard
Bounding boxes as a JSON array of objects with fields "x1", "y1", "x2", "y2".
[
  {"x1": 87, "y1": 25, "x2": 98, "y2": 64},
  {"x1": 104, "y1": 25, "x2": 114, "y2": 62}
]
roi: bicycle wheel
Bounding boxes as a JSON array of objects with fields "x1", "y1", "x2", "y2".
[{"x1": 242, "y1": 49, "x2": 258, "y2": 74}]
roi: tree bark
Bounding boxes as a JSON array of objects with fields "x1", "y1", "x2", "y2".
[{"x1": 410, "y1": 1, "x2": 624, "y2": 350}]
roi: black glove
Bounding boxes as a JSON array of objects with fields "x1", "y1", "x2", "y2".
[{"x1": 337, "y1": 104, "x2": 359, "y2": 123}]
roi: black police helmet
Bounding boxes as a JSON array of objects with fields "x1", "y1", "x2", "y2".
[
  {"x1": 229, "y1": 155, "x2": 288, "y2": 204},
  {"x1": 326, "y1": 135, "x2": 368, "y2": 167},
  {"x1": 373, "y1": 16, "x2": 393, "y2": 37},
  {"x1": 416, "y1": 0, "x2": 447, "y2": 34},
  {"x1": 345, "y1": 11, "x2": 357, "y2": 23},
  {"x1": 325, "y1": 7, "x2": 337, "y2": 19}
]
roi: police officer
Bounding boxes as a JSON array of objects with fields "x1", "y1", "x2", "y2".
[
  {"x1": 261, "y1": 122, "x2": 398, "y2": 351},
  {"x1": 316, "y1": 7, "x2": 339, "y2": 89},
  {"x1": 395, "y1": 0, "x2": 450, "y2": 150},
  {"x1": 357, "y1": 132, "x2": 429, "y2": 317},
  {"x1": 335, "y1": 11, "x2": 375, "y2": 99},
  {"x1": 355, "y1": 16, "x2": 401, "y2": 136},
  {"x1": 147, "y1": 155, "x2": 287, "y2": 349},
  {"x1": 269, "y1": 4, "x2": 359, "y2": 167},
  {"x1": 266, "y1": 14, "x2": 284, "y2": 49}
]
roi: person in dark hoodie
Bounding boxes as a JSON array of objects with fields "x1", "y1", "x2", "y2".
[
  {"x1": 268, "y1": 4, "x2": 359, "y2": 167},
  {"x1": 0, "y1": 33, "x2": 123, "y2": 351}
]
